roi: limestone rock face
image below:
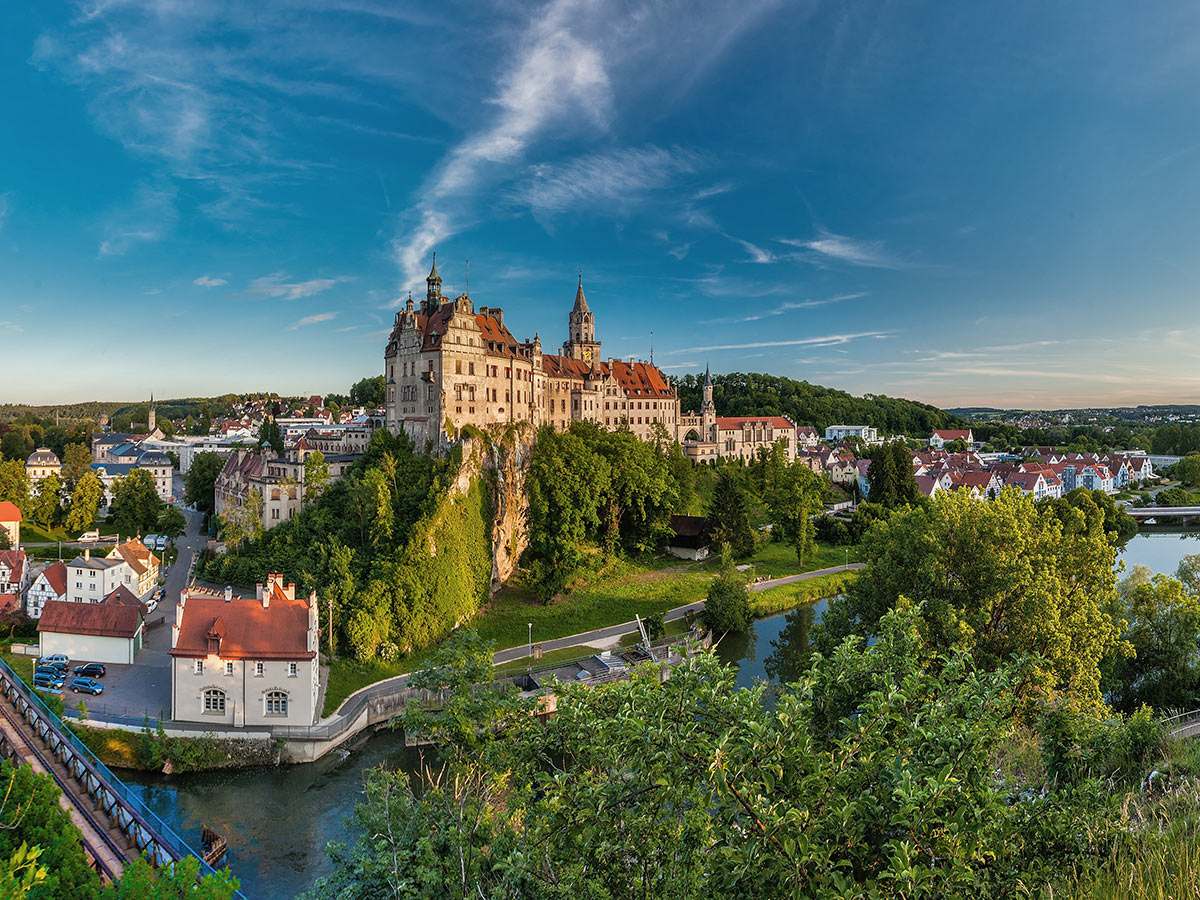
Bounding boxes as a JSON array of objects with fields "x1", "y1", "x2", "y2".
[{"x1": 486, "y1": 427, "x2": 533, "y2": 593}]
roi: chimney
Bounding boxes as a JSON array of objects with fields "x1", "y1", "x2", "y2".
[
  {"x1": 224, "y1": 585, "x2": 232, "y2": 604},
  {"x1": 84, "y1": 549, "x2": 90, "y2": 561}
]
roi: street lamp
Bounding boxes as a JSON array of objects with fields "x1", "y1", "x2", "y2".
[
  {"x1": 527, "y1": 623, "x2": 533, "y2": 671},
  {"x1": 844, "y1": 548, "x2": 848, "y2": 568}
]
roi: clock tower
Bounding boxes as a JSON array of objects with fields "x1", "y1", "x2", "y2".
[{"x1": 562, "y1": 270, "x2": 602, "y2": 362}]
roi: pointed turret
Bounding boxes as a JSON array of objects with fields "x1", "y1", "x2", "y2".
[
  {"x1": 573, "y1": 268, "x2": 589, "y2": 313},
  {"x1": 425, "y1": 254, "x2": 443, "y2": 309},
  {"x1": 563, "y1": 269, "x2": 600, "y2": 362},
  {"x1": 700, "y1": 364, "x2": 716, "y2": 439}
]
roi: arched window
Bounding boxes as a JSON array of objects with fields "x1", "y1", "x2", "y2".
[
  {"x1": 265, "y1": 691, "x2": 289, "y2": 716},
  {"x1": 203, "y1": 689, "x2": 226, "y2": 714}
]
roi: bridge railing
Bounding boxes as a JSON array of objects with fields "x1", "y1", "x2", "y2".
[{"x1": 0, "y1": 656, "x2": 245, "y2": 895}]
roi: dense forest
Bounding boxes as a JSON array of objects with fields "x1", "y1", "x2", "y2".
[{"x1": 674, "y1": 371, "x2": 964, "y2": 436}]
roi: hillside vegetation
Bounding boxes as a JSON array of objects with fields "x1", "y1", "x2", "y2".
[{"x1": 674, "y1": 371, "x2": 963, "y2": 436}]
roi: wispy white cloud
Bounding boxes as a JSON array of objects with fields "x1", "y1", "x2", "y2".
[
  {"x1": 193, "y1": 275, "x2": 228, "y2": 287},
  {"x1": 702, "y1": 292, "x2": 866, "y2": 324},
  {"x1": 659, "y1": 361, "x2": 699, "y2": 369},
  {"x1": 247, "y1": 273, "x2": 354, "y2": 301},
  {"x1": 781, "y1": 230, "x2": 903, "y2": 268},
  {"x1": 287, "y1": 311, "x2": 338, "y2": 331},
  {"x1": 97, "y1": 181, "x2": 177, "y2": 256},
  {"x1": 0, "y1": 321, "x2": 24, "y2": 333},
  {"x1": 508, "y1": 145, "x2": 702, "y2": 220},
  {"x1": 666, "y1": 330, "x2": 893, "y2": 355}
]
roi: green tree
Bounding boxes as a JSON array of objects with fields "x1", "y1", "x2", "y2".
[
  {"x1": 705, "y1": 469, "x2": 754, "y2": 558},
  {"x1": 60, "y1": 443, "x2": 92, "y2": 488},
  {"x1": 1176, "y1": 553, "x2": 1200, "y2": 597},
  {"x1": 702, "y1": 547, "x2": 750, "y2": 634},
  {"x1": 218, "y1": 486, "x2": 263, "y2": 548},
  {"x1": 256, "y1": 419, "x2": 284, "y2": 456},
  {"x1": 0, "y1": 430, "x2": 34, "y2": 462},
  {"x1": 0, "y1": 844, "x2": 46, "y2": 900},
  {"x1": 0, "y1": 458, "x2": 30, "y2": 511},
  {"x1": 157, "y1": 505, "x2": 187, "y2": 541},
  {"x1": 101, "y1": 856, "x2": 238, "y2": 899},
  {"x1": 109, "y1": 469, "x2": 163, "y2": 536},
  {"x1": 65, "y1": 472, "x2": 104, "y2": 533},
  {"x1": 819, "y1": 487, "x2": 1125, "y2": 711},
  {"x1": 1174, "y1": 452, "x2": 1200, "y2": 488},
  {"x1": 349, "y1": 375, "x2": 386, "y2": 407},
  {"x1": 303, "y1": 450, "x2": 331, "y2": 502},
  {"x1": 1103, "y1": 571, "x2": 1200, "y2": 712},
  {"x1": 30, "y1": 474, "x2": 63, "y2": 528},
  {"x1": 523, "y1": 426, "x2": 610, "y2": 598},
  {"x1": 350, "y1": 468, "x2": 393, "y2": 551},
  {"x1": 184, "y1": 451, "x2": 225, "y2": 514},
  {"x1": 865, "y1": 439, "x2": 919, "y2": 508},
  {"x1": 763, "y1": 454, "x2": 824, "y2": 566}
]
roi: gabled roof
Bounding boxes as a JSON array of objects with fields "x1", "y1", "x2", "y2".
[
  {"x1": 113, "y1": 538, "x2": 159, "y2": 577},
  {"x1": 715, "y1": 416, "x2": 794, "y2": 430},
  {"x1": 0, "y1": 502, "x2": 21, "y2": 523},
  {"x1": 38, "y1": 600, "x2": 141, "y2": 638},
  {"x1": 0, "y1": 550, "x2": 25, "y2": 582},
  {"x1": 933, "y1": 429, "x2": 973, "y2": 440},
  {"x1": 171, "y1": 588, "x2": 314, "y2": 660},
  {"x1": 35, "y1": 562, "x2": 67, "y2": 596}
]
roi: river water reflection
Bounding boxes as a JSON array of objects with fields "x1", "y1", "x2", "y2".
[{"x1": 123, "y1": 529, "x2": 1200, "y2": 899}]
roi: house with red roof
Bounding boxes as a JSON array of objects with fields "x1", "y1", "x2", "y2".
[
  {"x1": 24, "y1": 560, "x2": 65, "y2": 619},
  {"x1": 38, "y1": 599, "x2": 143, "y2": 664},
  {"x1": 0, "y1": 501, "x2": 21, "y2": 548},
  {"x1": 170, "y1": 574, "x2": 319, "y2": 727},
  {"x1": 929, "y1": 429, "x2": 974, "y2": 450}
]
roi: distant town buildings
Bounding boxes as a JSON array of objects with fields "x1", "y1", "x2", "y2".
[
  {"x1": 825, "y1": 425, "x2": 880, "y2": 444},
  {"x1": 63, "y1": 540, "x2": 160, "y2": 607}
]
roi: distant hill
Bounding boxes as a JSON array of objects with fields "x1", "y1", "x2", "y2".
[{"x1": 675, "y1": 372, "x2": 965, "y2": 437}]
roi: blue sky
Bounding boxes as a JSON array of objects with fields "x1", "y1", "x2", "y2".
[{"x1": 4, "y1": 1, "x2": 1200, "y2": 408}]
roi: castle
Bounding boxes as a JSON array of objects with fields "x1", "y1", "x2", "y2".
[{"x1": 383, "y1": 258, "x2": 797, "y2": 462}]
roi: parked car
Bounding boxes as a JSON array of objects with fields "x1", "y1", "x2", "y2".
[
  {"x1": 152, "y1": 587, "x2": 165, "y2": 603},
  {"x1": 143, "y1": 534, "x2": 159, "y2": 549},
  {"x1": 69, "y1": 677, "x2": 104, "y2": 695},
  {"x1": 35, "y1": 665, "x2": 67, "y2": 679},
  {"x1": 33, "y1": 672, "x2": 64, "y2": 691},
  {"x1": 73, "y1": 663, "x2": 106, "y2": 678},
  {"x1": 144, "y1": 597, "x2": 159, "y2": 614},
  {"x1": 38, "y1": 655, "x2": 68, "y2": 668},
  {"x1": 155, "y1": 535, "x2": 168, "y2": 551}
]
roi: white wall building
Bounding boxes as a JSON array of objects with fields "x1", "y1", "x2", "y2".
[{"x1": 825, "y1": 425, "x2": 880, "y2": 444}]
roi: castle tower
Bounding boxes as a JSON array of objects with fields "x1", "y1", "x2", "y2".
[
  {"x1": 425, "y1": 255, "x2": 442, "y2": 312},
  {"x1": 700, "y1": 365, "x2": 716, "y2": 440},
  {"x1": 562, "y1": 270, "x2": 601, "y2": 362}
]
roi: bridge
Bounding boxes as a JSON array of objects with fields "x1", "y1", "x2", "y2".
[
  {"x1": 1123, "y1": 506, "x2": 1200, "y2": 519},
  {"x1": 0, "y1": 657, "x2": 242, "y2": 893}
]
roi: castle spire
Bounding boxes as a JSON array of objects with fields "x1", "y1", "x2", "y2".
[
  {"x1": 426, "y1": 253, "x2": 442, "y2": 307},
  {"x1": 573, "y1": 267, "x2": 589, "y2": 313}
]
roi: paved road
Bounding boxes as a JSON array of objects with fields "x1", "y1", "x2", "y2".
[{"x1": 83, "y1": 497, "x2": 205, "y2": 721}]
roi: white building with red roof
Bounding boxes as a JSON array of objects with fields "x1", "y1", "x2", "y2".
[
  {"x1": 0, "y1": 502, "x2": 20, "y2": 548},
  {"x1": 0, "y1": 550, "x2": 28, "y2": 616},
  {"x1": 929, "y1": 429, "x2": 974, "y2": 449},
  {"x1": 170, "y1": 575, "x2": 319, "y2": 728},
  {"x1": 25, "y1": 560, "x2": 66, "y2": 619},
  {"x1": 384, "y1": 260, "x2": 681, "y2": 449}
]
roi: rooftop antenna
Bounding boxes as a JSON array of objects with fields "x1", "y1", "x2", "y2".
[
  {"x1": 650, "y1": 331, "x2": 654, "y2": 365},
  {"x1": 465, "y1": 259, "x2": 469, "y2": 296}
]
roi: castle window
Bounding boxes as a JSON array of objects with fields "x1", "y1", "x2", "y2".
[
  {"x1": 469, "y1": 363, "x2": 475, "y2": 375},
  {"x1": 456, "y1": 360, "x2": 462, "y2": 374}
]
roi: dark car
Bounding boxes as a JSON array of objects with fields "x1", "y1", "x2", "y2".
[
  {"x1": 73, "y1": 663, "x2": 106, "y2": 678},
  {"x1": 69, "y1": 677, "x2": 104, "y2": 695},
  {"x1": 35, "y1": 664, "x2": 67, "y2": 678},
  {"x1": 33, "y1": 672, "x2": 64, "y2": 691}
]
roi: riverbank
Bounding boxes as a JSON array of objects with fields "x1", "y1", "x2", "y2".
[{"x1": 68, "y1": 721, "x2": 283, "y2": 773}]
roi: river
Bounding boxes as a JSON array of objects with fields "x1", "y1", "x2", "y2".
[{"x1": 123, "y1": 529, "x2": 1200, "y2": 899}]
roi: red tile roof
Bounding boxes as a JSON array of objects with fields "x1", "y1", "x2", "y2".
[
  {"x1": 38, "y1": 562, "x2": 67, "y2": 597},
  {"x1": 38, "y1": 600, "x2": 141, "y2": 638},
  {"x1": 933, "y1": 430, "x2": 973, "y2": 440},
  {"x1": 171, "y1": 588, "x2": 314, "y2": 660},
  {"x1": 0, "y1": 502, "x2": 21, "y2": 522},
  {"x1": 716, "y1": 416, "x2": 794, "y2": 430}
]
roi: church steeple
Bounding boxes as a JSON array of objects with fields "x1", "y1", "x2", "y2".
[
  {"x1": 426, "y1": 254, "x2": 442, "y2": 308},
  {"x1": 563, "y1": 268, "x2": 600, "y2": 362}
]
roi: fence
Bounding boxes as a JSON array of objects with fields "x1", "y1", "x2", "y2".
[{"x1": 0, "y1": 655, "x2": 246, "y2": 896}]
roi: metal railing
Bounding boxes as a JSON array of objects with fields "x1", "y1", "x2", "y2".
[{"x1": 0, "y1": 657, "x2": 246, "y2": 897}]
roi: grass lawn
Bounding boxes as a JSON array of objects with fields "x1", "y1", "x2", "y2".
[
  {"x1": 742, "y1": 540, "x2": 859, "y2": 579},
  {"x1": 17, "y1": 523, "x2": 82, "y2": 544},
  {"x1": 1, "y1": 651, "x2": 34, "y2": 684},
  {"x1": 749, "y1": 571, "x2": 858, "y2": 617},
  {"x1": 494, "y1": 645, "x2": 596, "y2": 677}
]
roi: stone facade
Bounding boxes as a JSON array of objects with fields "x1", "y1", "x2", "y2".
[
  {"x1": 679, "y1": 367, "x2": 798, "y2": 464},
  {"x1": 384, "y1": 261, "x2": 680, "y2": 449}
]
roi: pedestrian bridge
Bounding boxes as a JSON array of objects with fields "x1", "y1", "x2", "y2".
[
  {"x1": 0, "y1": 657, "x2": 241, "y2": 893},
  {"x1": 1123, "y1": 506, "x2": 1200, "y2": 518}
]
